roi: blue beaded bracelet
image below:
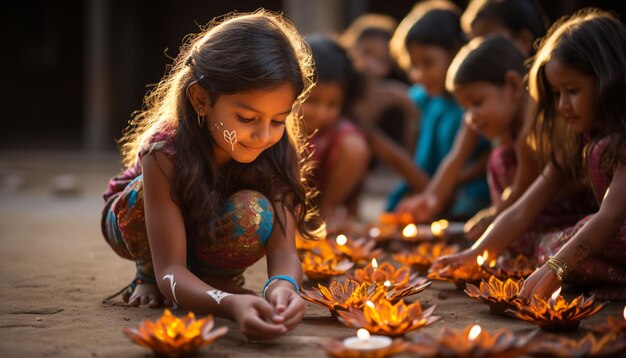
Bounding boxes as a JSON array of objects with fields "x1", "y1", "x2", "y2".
[{"x1": 262, "y1": 275, "x2": 299, "y2": 299}]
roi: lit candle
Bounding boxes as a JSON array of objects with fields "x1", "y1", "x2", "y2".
[
  {"x1": 550, "y1": 287, "x2": 562, "y2": 309},
  {"x1": 402, "y1": 224, "x2": 418, "y2": 238},
  {"x1": 343, "y1": 328, "x2": 392, "y2": 351},
  {"x1": 476, "y1": 250, "x2": 489, "y2": 267},
  {"x1": 369, "y1": 227, "x2": 380, "y2": 238},
  {"x1": 372, "y1": 258, "x2": 378, "y2": 271},
  {"x1": 336, "y1": 234, "x2": 348, "y2": 246},
  {"x1": 468, "y1": 324, "x2": 481, "y2": 342},
  {"x1": 383, "y1": 280, "x2": 392, "y2": 288}
]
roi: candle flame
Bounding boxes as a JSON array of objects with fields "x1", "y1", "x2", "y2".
[
  {"x1": 365, "y1": 300, "x2": 376, "y2": 308},
  {"x1": 336, "y1": 234, "x2": 347, "y2": 246},
  {"x1": 622, "y1": 306, "x2": 625, "y2": 320},
  {"x1": 488, "y1": 259, "x2": 496, "y2": 268},
  {"x1": 357, "y1": 328, "x2": 370, "y2": 340},
  {"x1": 476, "y1": 250, "x2": 489, "y2": 266},
  {"x1": 384, "y1": 280, "x2": 391, "y2": 287},
  {"x1": 468, "y1": 325, "x2": 481, "y2": 341},
  {"x1": 372, "y1": 258, "x2": 378, "y2": 270},
  {"x1": 402, "y1": 224, "x2": 418, "y2": 238},
  {"x1": 369, "y1": 227, "x2": 380, "y2": 238},
  {"x1": 431, "y1": 221, "x2": 443, "y2": 236},
  {"x1": 551, "y1": 287, "x2": 562, "y2": 301},
  {"x1": 439, "y1": 219, "x2": 449, "y2": 229}
]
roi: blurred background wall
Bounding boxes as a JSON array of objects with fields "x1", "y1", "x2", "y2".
[{"x1": 1, "y1": 0, "x2": 622, "y2": 152}]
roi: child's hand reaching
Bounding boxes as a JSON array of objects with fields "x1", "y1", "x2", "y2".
[
  {"x1": 464, "y1": 207, "x2": 496, "y2": 242},
  {"x1": 395, "y1": 194, "x2": 439, "y2": 223},
  {"x1": 229, "y1": 295, "x2": 288, "y2": 340},
  {"x1": 267, "y1": 285, "x2": 306, "y2": 331},
  {"x1": 429, "y1": 248, "x2": 479, "y2": 274},
  {"x1": 518, "y1": 264, "x2": 561, "y2": 302}
]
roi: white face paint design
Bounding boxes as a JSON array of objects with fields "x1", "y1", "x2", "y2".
[
  {"x1": 223, "y1": 129, "x2": 237, "y2": 151},
  {"x1": 207, "y1": 289, "x2": 231, "y2": 304},
  {"x1": 162, "y1": 274, "x2": 179, "y2": 306}
]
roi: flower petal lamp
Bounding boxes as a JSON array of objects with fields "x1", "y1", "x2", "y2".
[{"x1": 122, "y1": 309, "x2": 227, "y2": 357}]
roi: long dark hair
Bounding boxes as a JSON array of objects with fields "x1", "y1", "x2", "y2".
[
  {"x1": 307, "y1": 36, "x2": 364, "y2": 116},
  {"x1": 529, "y1": 8, "x2": 626, "y2": 180},
  {"x1": 119, "y1": 10, "x2": 324, "y2": 243}
]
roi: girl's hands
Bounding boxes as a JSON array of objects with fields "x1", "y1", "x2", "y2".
[
  {"x1": 395, "y1": 194, "x2": 438, "y2": 223},
  {"x1": 464, "y1": 207, "x2": 496, "y2": 242},
  {"x1": 229, "y1": 295, "x2": 288, "y2": 340},
  {"x1": 267, "y1": 285, "x2": 306, "y2": 331},
  {"x1": 518, "y1": 264, "x2": 561, "y2": 302},
  {"x1": 429, "y1": 248, "x2": 479, "y2": 274}
]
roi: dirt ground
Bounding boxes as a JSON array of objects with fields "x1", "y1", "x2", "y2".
[{"x1": 0, "y1": 151, "x2": 623, "y2": 357}]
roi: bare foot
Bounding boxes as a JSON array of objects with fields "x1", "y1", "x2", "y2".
[
  {"x1": 590, "y1": 286, "x2": 626, "y2": 302},
  {"x1": 122, "y1": 283, "x2": 172, "y2": 308}
]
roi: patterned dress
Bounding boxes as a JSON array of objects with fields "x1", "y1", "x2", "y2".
[
  {"x1": 101, "y1": 131, "x2": 274, "y2": 283},
  {"x1": 534, "y1": 137, "x2": 626, "y2": 285}
]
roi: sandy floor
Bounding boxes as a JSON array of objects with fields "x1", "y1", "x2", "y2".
[{"x1": 0, "y1": 151, "x2": 623, "y2": 357}]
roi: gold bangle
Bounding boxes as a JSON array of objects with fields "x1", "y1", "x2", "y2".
[
  {"x1": 548, "y1": 256, "x2": 569, "y2": 272},
  {"x1": 546, "y1": 261, "x2": 563, "y2": 281},
  {"x1": 546, "y1": 257, "x2": 568, "y2": 280}
]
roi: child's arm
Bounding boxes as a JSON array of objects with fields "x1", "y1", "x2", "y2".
[
  {"x1": 380, "y1": 81, "x2": 420, "y2": 152},
  {"x1": 142, "y1": 152, "x2": 286, "y2": 340},
  {"x1": 396, "y1": 122, "x2": 481, "y2": 222},
  {"x1": 520, "y1": 161, "x2": 626, "y2": 300},
  {"x1": 319, "y1": 133, "x2": 371, "y2": 219},
  {"x1": 263, "y1": 201, "x2": 305, "y2": 331},
  {"x1": 466, "y1": 135, "x2": 539, "y2": 240},
  {"x1": 366, "y1": 127, "x2": 429, "y2": 192},
  {"x1": 430, "y1": 163, "x2": 565, "y2": 273}
]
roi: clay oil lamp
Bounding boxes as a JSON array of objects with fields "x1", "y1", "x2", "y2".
[
  {"x1": 296, "y1": 234, "x2": 335, "y2": 258},
  {"x1": 592, "y1": 306, "x2": 626, "y2": 335},
  {"x1": 322, "y1": 328, "x2": 409, "y2": 358},
  {"x1": 351, "y1": 259, "x2": 431, "y2": 301},
  {"x1": 301, "y1": 252, "x2": 354, "y2": 282},
  {"x1": 122, "y1": 309, "x2": 227, "y2": 357},
  {"x1": 507, "y1": 287, "x2": 608, "y2": 332},
  {"x1": 336, "y1": 298, "x2": 440, "y2": 336},
  {"x1": 333, "y1": 234, "x2": 383, "y2": 265},
  {"x1": 408, "y1": 324, "x2": 538, "y2": 358},
  {"x1": 299, "y1": 279, "x2": 382, "y2": 317},
  {"x1": 532, "y1": 332, "x2": 626, "y2": 357},
  {"x1": 481, "y1": 254, "x2": 535, "y2": 280},
  {"x1": 465, "y1": 275, "x2": 523, "y2": 315},
  {"x1": 392, "y1": 242, "x2": 459, "y2": 273}
]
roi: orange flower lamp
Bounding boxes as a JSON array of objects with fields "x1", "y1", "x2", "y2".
[
  {"x1": 507, "y1": 288, "x2": 608, "y2": 332},
  {"x1": 408, "y1": 324, "x2": 538, "y2": 358},
  {"x1": 336, "y1": 299, "x2": 440, "y2": 336},
  {"x1": 299, "y1": 279, "x2": 381, "y2": 316},
  {"x1": 465, "y1": 276, "x2": 523, "y2": 315},
  {"x1": 481, "y1": 254, "x2": 535, "y2": 280},
  {"x1": 351, "y1": 259, "x2": 431, "y2": 300},
  {"x1": 333, "y1": 235, "x2": 383, "y2": 264},
  {"x1": 301, "y1": 252, "x2": 354, "y2": 281},
  {"x1": 122, "y1": 309, "x2": 227, "y2": 357},
  {"x1": 392, "y1": 242, "x2": 459, "y2": 273},
  {"x1": 533, "y1": 332, "x2": 626, "y2": 357}
]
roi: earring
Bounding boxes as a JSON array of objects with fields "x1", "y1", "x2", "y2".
[{"x1": 197, "y1": 113, "x2": 205, "y2": 127}]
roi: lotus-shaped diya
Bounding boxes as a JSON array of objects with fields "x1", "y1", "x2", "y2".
[
  {"x1": 122, "y1": 309, "x2": 227, "y2": 357},
  {"x1": 481, "y1": 254, "x2": 535, "y2": 280},
  {"x1": 507, "y1": 288, "x2": 607, "y2": 332},
  {"x1": 351, "y1": 259, "x2": 431, "y2": 301},
  {"x1": 532, "y1": 332, "x2": 626, "y2": 357},
  {"x1": 465, "y1": 276, "x2": 523, "y2": 315},
  {"x1": 392, "y1": 242, "x2": 459, "y2": 273},
  {"x1": 333, "y1": 235, "x2": 383, "y2": 264},
  {"x1": 299, "y1": 279, "x2": 382, "y2": 316},
  {"x1": 336, "y1": 298, "x2": 440, "y2": 336},
  {"x1": 408, "y1": 324, "x2": 538, "y2": 358},
  {"x1": 301, "y1": 252, "x2": 354, "y2": 281}
]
